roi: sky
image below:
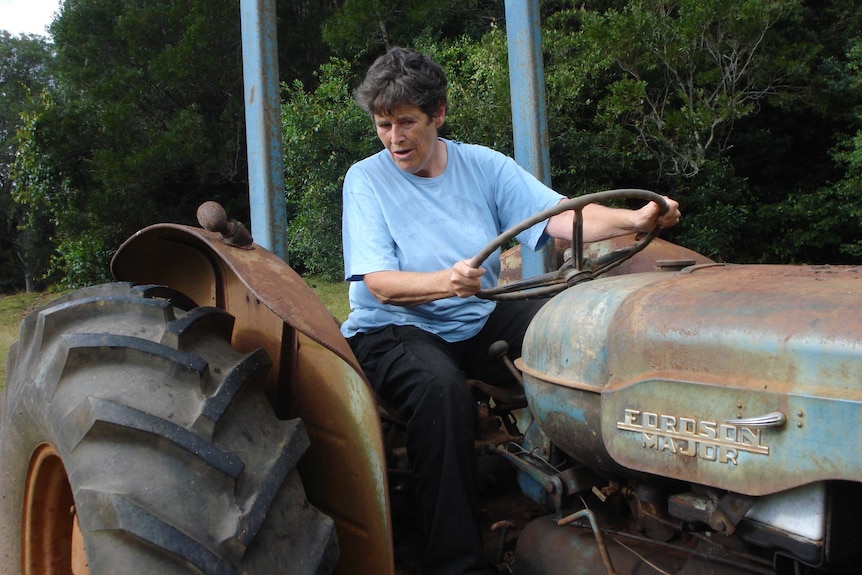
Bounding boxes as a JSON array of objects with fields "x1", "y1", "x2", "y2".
[{"x1": 0, "y1": 0, "x2": 62, "y2": 37}]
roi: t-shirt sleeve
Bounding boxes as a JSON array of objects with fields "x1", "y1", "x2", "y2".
[
  {"x1": 341, "y1": 165, "x2": 400, "y2": 281},
  {"x1": 490, "y1": 153, "x2": 564, "y2": 251}
]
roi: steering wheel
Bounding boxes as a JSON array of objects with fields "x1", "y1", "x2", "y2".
[{"x1": 470, "y1": 189, "x2": 669, "y2": 300}]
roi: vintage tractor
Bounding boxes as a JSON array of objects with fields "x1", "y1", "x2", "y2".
[{"x1": 1, "y1": 190, "x2": 860, "y2": 575}]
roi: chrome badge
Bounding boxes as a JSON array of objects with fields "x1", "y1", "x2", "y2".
[{"x1": 616, "y1": 409, "x2": 777, "y2": 465}]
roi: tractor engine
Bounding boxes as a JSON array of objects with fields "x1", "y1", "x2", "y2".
[{"x1": 511, "y1": 263, "x2": 862, "y2": 574}]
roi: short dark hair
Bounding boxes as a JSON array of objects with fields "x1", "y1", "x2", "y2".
[{"x1": 354, "y1": 47, "x2": 447, "y2": 119}]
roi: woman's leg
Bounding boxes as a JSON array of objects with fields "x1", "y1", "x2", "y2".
[{"x1": 349, "y1": 326, "x2": 492, "y2": 575}]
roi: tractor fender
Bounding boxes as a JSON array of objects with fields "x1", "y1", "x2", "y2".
[{"x1": 111, "y1": 223, "x2": 394, "y2": 575}]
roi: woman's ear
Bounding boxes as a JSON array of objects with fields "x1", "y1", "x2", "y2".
[{"x1": 433, "y1": 103, "x2": 447, "y2": 127}]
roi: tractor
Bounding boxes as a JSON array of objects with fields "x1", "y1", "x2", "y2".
[
  {"x1": 2, "y1": 1, "x2": 860, "y2": 573},
  {"x1": 1, "y1": 192, "x2": 860, "y2": 574}
]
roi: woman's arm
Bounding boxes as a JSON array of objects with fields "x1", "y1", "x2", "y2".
[
  {"x1": 544, "y1": 197, "x2": 681, "y2": 242},
  {"x1": 363, "y1": 260, "x2": 487, "y2": 306}
]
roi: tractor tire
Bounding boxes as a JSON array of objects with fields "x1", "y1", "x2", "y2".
[{"x1": 0, "y1": 283, "x2": 338, "y2": 575}]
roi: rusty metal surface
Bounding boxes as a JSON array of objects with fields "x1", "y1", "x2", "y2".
[
  {"x1": 111, "y1": 223, "x2": 393, "y2": 575},
  {"x1": 23, "y1": 443, "x2": 78, "y2": 575},
  {"x1": 499, "y1": 235, "x2": 713, "y2": 285},
  {"x1": 515, "y1": 513, "x2": 765, "y2": 575},
  {"x1": 113, "y1": 223, "x2": 360, "y2": 373},
  {"x1": 522, "y1": 264, "x2": 862, "y2": 496}
]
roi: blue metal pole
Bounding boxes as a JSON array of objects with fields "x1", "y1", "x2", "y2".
[
  {"x1": 240, "y1": 0, "x2": 288, "y2": 261},
  {"x1": 505, "y1": 0, "x2": 555, "y2": 276}
]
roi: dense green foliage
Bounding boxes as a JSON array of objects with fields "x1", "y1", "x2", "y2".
[
  {"x1": 0, "y1": 32, "x2": 55, "y2": 292},
  {"x1": 281, "y1": 59, "x2": 379, "y2": 278},
  {"x1": 12, "y1": 0, "x2": 255, "y2": 288},
  {"x1": 1, "y1": 0, "x2": 861, "y2": 291},
  {"x1": 285, "y1": 0, "x2": 862, "y2": 271}
]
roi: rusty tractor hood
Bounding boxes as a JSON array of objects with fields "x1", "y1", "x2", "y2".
[{"x1": 519, "y1": 263, "x2": 862, "y2": 496}]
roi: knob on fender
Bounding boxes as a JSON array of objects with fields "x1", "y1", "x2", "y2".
[{"x1": 196, "y1": 201, "x2": 253, "y2": 248}]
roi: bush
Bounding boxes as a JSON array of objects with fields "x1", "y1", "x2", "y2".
[{"x1": 281, "y1": 58, "x2": 379, "y2": 280}]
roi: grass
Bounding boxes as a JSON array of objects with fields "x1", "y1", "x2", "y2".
[
  {"x1": 0, "y1": 278, "x2": 350, "y2": 393},
  {"x1": 302, "y1": 276, "x2": 351, "y2": 324}
]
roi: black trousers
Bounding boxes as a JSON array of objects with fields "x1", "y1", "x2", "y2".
[{"x1": 348, "y1": 299, "x2": 547, "y2": 575}]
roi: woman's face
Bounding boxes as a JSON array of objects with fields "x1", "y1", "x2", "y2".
[{"x1": 374, "y1": 103, "x2": 446, "y2": 178}]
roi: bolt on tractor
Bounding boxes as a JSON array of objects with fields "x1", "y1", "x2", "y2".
[{"x1": 1, "y1": 190, "x2": 860, "y2": 575}]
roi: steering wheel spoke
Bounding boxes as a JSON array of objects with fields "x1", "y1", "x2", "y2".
[
  {"x1": 473, "y1": 189, "x2": 669, "y2": 300},
  {"x1": 477, "y1": 270, "x2": 569, "y2": 299}
]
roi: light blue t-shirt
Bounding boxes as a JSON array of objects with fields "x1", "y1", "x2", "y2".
[{"x1": 340, "y1": 139, "x2": 563, "y2": 342}]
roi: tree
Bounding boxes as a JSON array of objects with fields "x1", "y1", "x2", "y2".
[
  {"x1": 831, "y1": 39, "x2": 862, "y2": 259},
  {"x1": 13, "y1": 0, "x2": 254, "y2": 287},
  {"x1": 10, "y1": 0, "x2": 862, "y2": 285},
  {"x1": 281, "y1": 58, "x2": 379, "y2": 279},
  {"x1": 50, "y1": 0, "x2": 250, "y2": 213},
  {"x1": 0, "y1": 32, "x2": 55, "y2": 292},
  {"x1": 568, "y1": 0, "x2": 811, "y2": 178},
  {"x1": 322, "y1": 0, "x2": 503, "y2": 58},
  {"x1": 11, "y1": 0, "x2": 362, "y2": 289},
  {"x1": 13, "y1": 92, "x2": 112, "y2": 288},
  {"x1": 757, "y1": 37, "x2": 862, "y2": 264},
  {"x1": 284, "y1": 0, "x2": 862, "y2": 274},
  {"x1": 537, "y1": 0, "x2": 861, "y2": 264}
]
